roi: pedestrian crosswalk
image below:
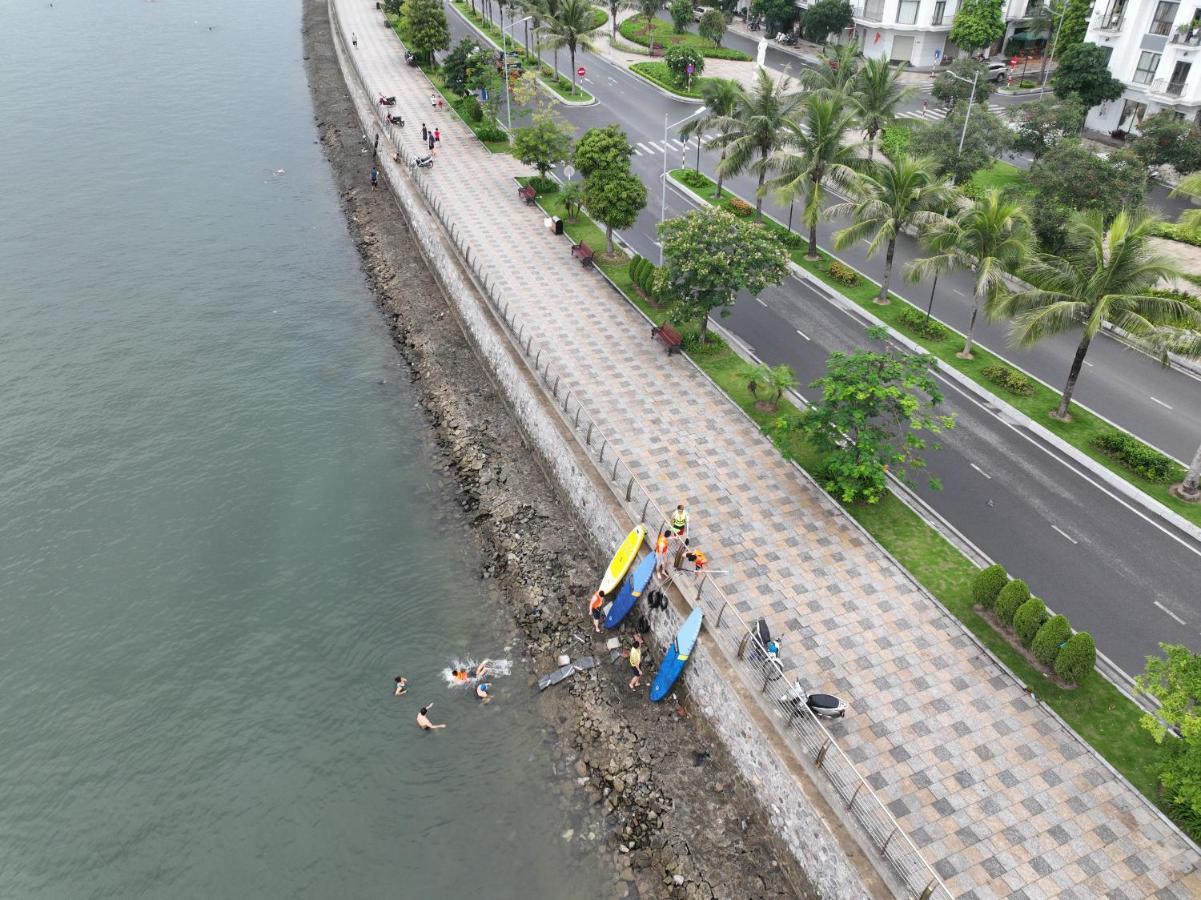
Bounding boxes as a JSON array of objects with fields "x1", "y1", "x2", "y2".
[
  {"x1": 632, "y1": 138, "x2": 694, "y2": 156},
  {"x1": 897, "y1": 102, "x2": 1009, "y2": 122}
]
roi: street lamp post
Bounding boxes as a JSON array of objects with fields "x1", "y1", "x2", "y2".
[
  {"x1": 502, "y1": 16, "x2": 533, "y2": 133},
  {"x1": 1039, "y1": 0, "x2": 1072, "y2": 97},
  {"x1": 942, "y1": 67, "x2": 981, "y2": 156},
  {"x1": 661, "y1": 107, "x2": 706, "y2": 264}
]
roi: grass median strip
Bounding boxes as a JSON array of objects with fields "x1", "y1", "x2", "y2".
[
  {"x1": 617, "y1": 17, "x2": 751, "y2": 60},
  {"x1": 670, "y1": 167, "x2": 1201, "y2": 528},
  {"x1": 521, "y1": 176, "x2": 1171, "y2": 813},
  {"x1": 629, "y1": 62, "x2": 729, "y2": 99}
]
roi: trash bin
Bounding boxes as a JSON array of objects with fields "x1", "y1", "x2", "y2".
[{"x1": 551, "y1": 216, "x2": 563, "y2": 235}]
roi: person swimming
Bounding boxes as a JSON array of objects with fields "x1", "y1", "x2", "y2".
[
  {"x1": 416, "y1": 703, "x2": 446, "y2": 730},
  {"x1": 476, "y1": 682, "x2": 492, "y2": 704},
  {"x1": 394, "y1": 676, "x2": 408, "y2": 696},
  {"x1": 451, "y1": 660, "x2": 491, "y2": 684}
]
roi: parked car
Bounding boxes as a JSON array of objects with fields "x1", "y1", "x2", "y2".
[
  {"x1": 693, "y1": 4, "x2": 707, "y2": 21},
  {"x1": 985, "y1": 59, "x2": 1010, "y2": 82}
]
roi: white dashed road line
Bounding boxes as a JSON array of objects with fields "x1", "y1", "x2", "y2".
[
  {"x1": 970, "y1": 462, "x2": 992, "y2": 479},
  {"x1": 795, "y1": 329, "x2": 810, "y2": 341},
  {"x1": 1150, "y1": 396, "x2": 1173, "y2": 409},
  {"x1": 1051, "y1": 525, "x2": 1078, "y2": 544},
  {"x1": 756, "y1": 297, "x2": 768, "y2": 307},
  {"x1": 1155, "y1": 600, "x2": 1187, "y2": 625}
]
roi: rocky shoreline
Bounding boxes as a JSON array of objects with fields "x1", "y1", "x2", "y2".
[{"x1": 302, "y1": 4, "x2": 811, "y2": 897}]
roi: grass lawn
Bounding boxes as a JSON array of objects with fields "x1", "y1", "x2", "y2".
[
  {"x1": 449, "y1": 0, "x2": 597, "y2": 103},
  {"x1": 618, "y1": 16, "x2": 751, "y2": 60},
  {"x1": 969, "y1": 159, "x2": 1028, "y2": 195},
  {"x1": 670, "y1": 168, "x2": 1201, "y2": 528},
  {"x1": 629, "y1": 61, "x2": 730, "y2": 99},
  {"x1": 522, "y1": 175, "x2": 1173, "y2": 813}
]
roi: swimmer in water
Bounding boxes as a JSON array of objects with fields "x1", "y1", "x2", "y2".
[
  {"x1": 394, "y1": 676, "x2": 408, "y2": 696},
  {"x1": 476, "y1": 682, "x2": 492, "y2": 704},
  {"x1": 452, "y1": 660, "x2": 491, "y2": 683},
  {"x1": 416, "y1": 704, "x2": 446, "y2": 730},
  {"x1": 451, "y1": 668, "x2": 470, "y2": 684}
]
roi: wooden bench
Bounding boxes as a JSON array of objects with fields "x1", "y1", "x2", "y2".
[
  {"x1": 571, "y1": 240, "x2": 595, "y2": 268},
  {"x1": 517, "y1": 184, "x2": 537, "y2": 205},
  {"x1": 651, "y1": 323, "x2": 683, "y2": 355}
]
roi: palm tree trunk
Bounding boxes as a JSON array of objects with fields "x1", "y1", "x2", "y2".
[
  {"x1": 754, "y1": 149, "x2": 767, "y2": 220},
  {"x1": 958, "y1": 294, "x2": 982, "y2": 358},
  {"x1": 806, "y1": 172, "x2": 821, "y2": 261},
  {"x1": 569, "y1": 46, "x2": 577, "y2": 94},
  {"x1": 1052, "y1": 333, "x2": 1092, "y2": 421},
  {"x1": 1176, "y1": 440, "x2": 1201, "y2": 500},
  {"x1": 876, "y1": 239, "x2": 895, "y2": 304},
  {"x1": 553, "y1": 47, "x2": 560, "y2": 80},
  {"x1": 716, "y1": 149, "x2": 727, "y2": 199},
  {"x1": 698, "y1": 312, "x2": 710, "y2": 343}
]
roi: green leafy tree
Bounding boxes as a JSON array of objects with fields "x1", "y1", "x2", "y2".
[
  {"x1": 707, "y1": 68, "x2": 805, "y2": 220},
  {"x1": 767, "y1": 95, "x2": 864, "y2": 259},
  {"x1": 1131, "y1": 112, "x2": 1201, "y2": 175},
  {"x1": 906, "y1": 189, "x2": 1031, "y2": 358},
  {"x1": 909, "y1": 105, "x2": 1010, "y2": 184},
  {"x1": 930, "y1": 58, "x2": 993, "y2": 108},
  {"x1": 529, "y1": 0, "x2": 564, "y2": 79},
  {"x1": 1138, "y1": 644, "x2": 1201, "y2": 820},
  {"x1": 512, "y1": 113, "x2": 575, "y2": 181},
  {"x1": 744, "y1": 363, "x2": 800, "y2": 411},
  {"x1": 541, "y1": 0, "x2": 599, "y2": 94},
  {"x1": 988, "y1": 210, "x2": 1197, "y2": 420},
  {"x1": 1007, "y1": 95, "x2": 1084, "y2": 160},
  {"x1": 680, "y1": 78, "x2": 744, "y2": 198},
  {"x1": 1173, "y1": 171, "x2": 1201, "y2": 233},
  {"x1": 1052, "y1": 42, "x2": 1124, "y2": 110},
  {"x1": 442, "y1": 38, "x2": 488, "y2": 96},
  {"x1": 698, "y1": 8, "x2": 728, "y2": 45},
  {"x1": 800, "y1": 41, "x2": 862, "y2": 97},
  {"x1": 401, "y1": 0, "x2": 451, "y2": 63},
  {"x1": 665, "y1": 45, "x2": 705, "y2": 85},
  {"x1": 655, "y1": 206, "x2": 790, "y2": 341},
  {"x1": 670, "y1": 0, "x2": 693, "y2": 32},
  {"x1": 803, "y1": 332, "x2": 955, "y2": 503},
  {"x1": 852, "y1": 56, "x2": 917, "y2": 159},
  {"x1": 573, "y1": 124, "x2": 635, "y2": 176},
  {"x1": 831, "y1": 154, "x2": 955, "y2": 304},
  {"x1": 802, "y1": 0, "x2": 853, "y2": 42},
  {"x1": 948, "y1": 0, "x2": 1005, "y2": 51},
  {"x1": 637, "y1": 0, "x2": 665, "y2": 51},
  {"x1": 384, "y1": 0, "x2": 403, "y2": 15},
  {"x1": 751, "y1": 0, "x2": 797, "y2": 34},
  {"x1": 559, "y1": 179, "x2": 585, "y2": 221},
  {"x1": 1027, "y1": 140, "x2": 1146, "y2": 251},
  {"x1": 583, "y1": 168, "x2": 647, "y2": 253},
  {"x1": 1054, "y1": 0, "x2": 1090, "y2": 54}
]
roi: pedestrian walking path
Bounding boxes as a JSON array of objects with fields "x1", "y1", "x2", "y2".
[{"x1": 333, "y1": 2, "x2": 1201, "y2": 896}]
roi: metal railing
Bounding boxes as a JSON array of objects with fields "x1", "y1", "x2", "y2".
[
  {"x1": 1170, "y1": 28, "x2": 1201, "y2": 45},
  {"x1": 1094, "y1": 11, "x2": 1124, "y2": 31},
  {"x1": 329, "y1": 4, "x2": 951, "y2": 897},
  {"x1": 1151, "y1": 76, "x2": 1188, "y2": 96}
]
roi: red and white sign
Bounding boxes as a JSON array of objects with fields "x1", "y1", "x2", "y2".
[{"x1": 577, "y1": 66, "x2": 586, "y2": 77}]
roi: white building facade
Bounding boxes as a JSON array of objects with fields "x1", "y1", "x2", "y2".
[
  {"x1": 1084, "y1": 0, "x2": 1201, "y2": 135},
  {"x1": 849, "y1": 0, "x2": 962, "y2": 68}
]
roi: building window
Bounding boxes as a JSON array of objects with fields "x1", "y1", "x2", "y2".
[
  {"x1": 1168, "y1": 60, "x2": 1192, "y2": 94},
  {"x1": 932, "y1": 0, "x2": 946, "y2": 24},
  {"x1": 1118, "y1": 99, "x2": 1147, "y2": 132},
  {"x1": 897, "y1": 0, "x2": 920, "y2": 24},
  {"x1": 1133, "y1": 51, "x2": 1161, "y2": 83},
  {"x1": 862, "y1": 0, "x2": 885, "y2": 21},
  {"x1": 1150, "y1": 1, "x2": 1180, "y2": 35}
]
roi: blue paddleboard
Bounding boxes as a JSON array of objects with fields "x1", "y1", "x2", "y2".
[
  {"x1": 604, "y1": 552, "x2": 656, "y2": 629},
  {"x1": 649, "y1": 607, "x2": 703, "y2": 702}
]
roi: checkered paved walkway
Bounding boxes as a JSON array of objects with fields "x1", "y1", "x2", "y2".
[{"x1": 333, "y1": 2, "x2": 1201, "y2": 896}]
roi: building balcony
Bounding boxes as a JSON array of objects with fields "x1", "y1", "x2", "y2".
[
  {"x1": 1150, "y1": 77, "x2": 1189, "y2": 96},
  {"x1": 1092, "y1": 11, "x2": 1124, "y2": 32},
  {"x1": 851, "y1": 1, "x2": 885, "y2": 23},
  {"x1": 1170, "y1": 30, "x2": 1201, "y2": 46}
]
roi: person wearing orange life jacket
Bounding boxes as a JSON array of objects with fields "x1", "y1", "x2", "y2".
[
  {"x1": 588, "y1": 588, "x2": 606, "y2": 633},
  {"x1": 654, "y1": 530, "x2": 671, "y2": 580},
  {"x1": 684, "y1": 549, "x2": 708, "y2": 583}
]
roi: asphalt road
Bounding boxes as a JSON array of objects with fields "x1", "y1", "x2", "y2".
[{"x1": 442, "y1": 9, "x2": 1201, "y2": 672}]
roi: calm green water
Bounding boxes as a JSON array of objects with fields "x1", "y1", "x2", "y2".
[{"x1": 0, "y1": 2, "x2": 604, "y2": 896}]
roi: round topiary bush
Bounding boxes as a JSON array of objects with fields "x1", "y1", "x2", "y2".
[
  {"x1": 972, "y1": 564, "x2": 1008, "y2": 609},
  {"x1": 994, "y1": 579, "x2": 1031, "y2": 626},
  {"x1": 1054, "y1": 632, "x2": 1096, "y2": 685},
  {"x1": 1032, "y1": 615, "x2": 1072, "y2": 667},
  {"x1": 1013, "y1": 596, "x2": 1047, "y2": 646}
]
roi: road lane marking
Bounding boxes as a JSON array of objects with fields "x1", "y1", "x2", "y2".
[
  {"x1": 1155, "y1": 600, "x2": 1187, "y2": 625},
  {"x1": 756, "y1": 298, "x2": 768, "y2": 307},
  {"x1": 636, "y1": 142, "x2": 654, "y2": 154},
  {"x1": 796, "y1": 329, "x2": 810, "y2": 341},
  {"x1": 1051, "y1": 525, "x2": 1078, "y2": 544},
  {"x1": 1083, "y1": 361, "x2": 1093, "y2": 367},
  {"x1": 1150, "y1": 396, "x2": 1173, "y2": 409},
  {"x1": 951, "y1": 288, "x2": 966, "y2": 296},
  {"x1": 970, "y1": 462, "x2": 992, "y2": 479}
]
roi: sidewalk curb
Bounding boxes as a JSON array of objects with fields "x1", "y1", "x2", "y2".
[{"x1": 666, "y1": 172, "x2": 1201, "y2": 547}]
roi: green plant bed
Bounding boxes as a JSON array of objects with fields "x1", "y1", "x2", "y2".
[
  {"x1": 618, "y1": 17, "x2": 750, "y2": 59},
  {"x1": 629, "y1": 62, "x2": 730, "y2": 98},
  {"x1": 670, "y1": 168, "x2": 1201, "y2": 528},
  {"x1": 1150, "y1": 221, "x2": 1201, "y2": 248},
  {"x1": 449, "y1": 0, "x2": 596, "y2": 102},
  {"x1": 969, "y1": 160, "x2": 1029, "y2": 195},
  {"x1": 520, "y1": 174, "x2": 1173, "y2": 816}
]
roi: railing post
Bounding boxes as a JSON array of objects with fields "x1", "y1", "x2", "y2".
[
  {"x1": 598, "y1": 441, "x2": 606, "y2": 463},
  {"x1": 880, "y1": 826, "x2": 897, "y2": 855},
  {"x1": 574, "y1": 408, "x2": 581, "y2": 428},
  {"x1": 918, "y1": 880, "x2": 936, "y2": 900},
  {"x1": 586, "y1": 423, "x2": 592, "y2": 446},
  {"x1": 625, "y1": 477, "x2": 634, "y2": 502},
  {"x1": 562, "y1": 391, "x2": 571, "y2": 412},
  {"x1": 640, "y1": 499, "x2": 649, "y2": 522},
  {"x1": 552, "y1": 375, "x2": 559, "y2": 396},
  {"x1": 535, "y1": 349, "x2": 542, "y2": 369},
  {"x1": 611, "y1": 459, "x2": 619, "y2": 481},
  {"x1": 815, "y1": 739, "x2": 831, "y2": 769},
  {"x1": 761, "y1": 665, "x2": 773, "y2": 694},
  {"x1": 846, "y1": 782, "x2": 863, "y2": 810},
  {"x1": 715, "y1": 599, "x2": 727, "y2": 628}
]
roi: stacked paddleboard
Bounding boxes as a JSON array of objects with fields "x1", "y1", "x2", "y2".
[
  {"x1": 604, "y1": 551, "x2": 656, "y2": 629},
  {"x1": 650, "y1": 607, "x2": 703, "y2": 702}
]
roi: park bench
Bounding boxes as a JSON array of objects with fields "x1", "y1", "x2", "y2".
[
  {"x1": 571, "y1": 240, "x2": 595, "y2": 268},
  {"x1": 651, "y1": 323, "x2": 683, "y2": 355},
  {"x1": 517, "y1": 184, "x2": 537, "y2": 205}
]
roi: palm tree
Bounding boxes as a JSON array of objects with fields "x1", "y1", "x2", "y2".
[
  {"x1": 541, "y1": 0, "x2": 598, "y2": 94},
  {"x1": 529, "y1": 0, "x2": 563, "y2": 80},
  {"x1": 637, "y1": 0, "x2": 664, "y2": 52},
  {"x1": 987, "y1": 209, "x2": 1196, "y2": 421},
  {"x1": 706, "y1": 68, "x2": 804, "y2": 221},
  {"x1": 765, "y1": 94, "x2": 864, "y2": 260},
  {"x1": 606, "y1": 0, "x2": 630, "y2": 40},
  {"x1": 745, "y1": 363, "x2": 799, "y2": 412},
  {"x1": 800, "y1": 42, "x2": 862, "y2": 97},
  {"x1": 830, "y1": 155, "x2": 954, "y2": 304},
  {"x1": 1171, "y1": 171, "x2": 1201, "y2": 231},
  {"x1": 679, "y1": 78, "x2": 744, "y2": 198},
  {"x1": 906, "y1": 189, "x2": 1031, "y2": 359},
  {"x1": 853, "y1": 56, "x2": 916, "y2": 159}
]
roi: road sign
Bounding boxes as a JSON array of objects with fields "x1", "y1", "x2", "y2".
[{"x1": 577, "y1": 66, "x2": 586, "y2": 77}]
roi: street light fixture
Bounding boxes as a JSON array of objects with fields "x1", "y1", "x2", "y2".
[
  {"x1": 1039, "y1": 0, "x2": 1072, "y2": 98},
  {"x1": 502, "y1": 15, "x2": 533, "y2": 133},
  {"x1": 942, "y1": 66, "x2": 980, "y2": 156},
  {"x1": 661, "y1": 107, "x2": 706, "y2": 264}
]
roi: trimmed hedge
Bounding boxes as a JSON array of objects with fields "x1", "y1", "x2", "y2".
[
  {"x1": 971, "y1": 564, "x2": 1008, "y2": 609},
  {"x1": 896, "y1": 305, "x2": 949, "y2": 341},
  {"x1": 994, "y1": 578, "x2": 1031, "y2": 626},
  {"x1": 1013, "y1": 596, "x2": 1047, "y2": 646},
  {"x1": 1055, "y1": 632, "x2": 1096, "y2": 685},
  {"x1": 727, "y1": 197, "x2": 754, "y2": 217},
  {"x1": 827, "y1": 261, "x2": 860, "y2": 286},
  {"x1": 981, "y1": 363, "x2": 1035, "y2": 396},
  {"x1": 1032, "y1": 615, "x2": 1072, "y2": 667},
  {"x1": 1151, "y1": 222, "x2": 1201, "y2": 248},
  {"x1": 1090, "y1": 431, "x2": 1183, "y2": 484}
]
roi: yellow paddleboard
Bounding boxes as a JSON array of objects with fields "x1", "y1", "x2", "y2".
[{"x1": 599, "y1": 525, "x2": 647, "y2": 596}]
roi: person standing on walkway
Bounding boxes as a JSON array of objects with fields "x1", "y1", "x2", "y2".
[
  {"x1": 588, "y1": 588, "x2": 606, "y2": 633},
  {"x1": 670, "y1": 503, "x2": 689, "y2": 540},
  {"x1": 352, "y1": 31, "x2": 357, "y2": 47},
  {"x1": 421, "y1": 123, "x2": 428, "y2": 142},
  {"x1": 428, "y1": 132, "x2": 436, "y2": 154},
  {"x1": 921, "y1": 99, "x2": 928, "y2": 117},
  {"x1": 627, "y1": 643, "x2": 643, "y2": 690},
  {"x1": 437, "y1": 96, "x2": 445, "y2": 112},
  {"x1": 654, "y1": 529, "x2": 671, "y2": 580},
  {"x1": 370, "y1": 166, "x2": 378, "y2": 190},
  {"x1": 433, "y1": 127, "x2": 440, "y2": 147}
]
